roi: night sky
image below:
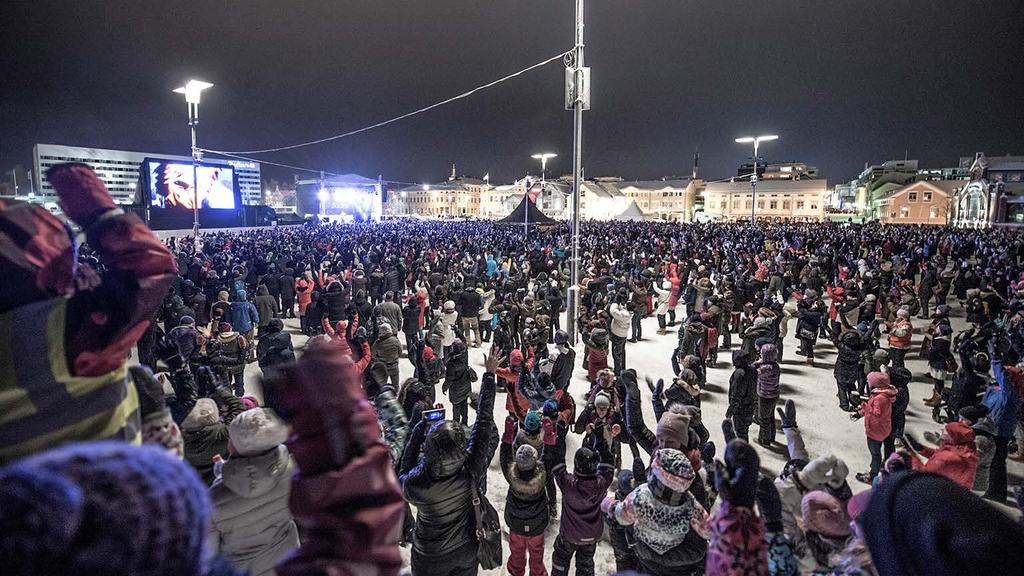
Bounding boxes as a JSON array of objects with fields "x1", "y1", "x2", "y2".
[{"x1": 2, "y1": 1, "x2": 1022, "y2": 186}]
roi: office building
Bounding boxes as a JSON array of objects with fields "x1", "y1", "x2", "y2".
[{"x1": 33, "y1": 143, "x2": 262, "y2": 205}]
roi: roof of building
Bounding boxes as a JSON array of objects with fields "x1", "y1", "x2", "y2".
[
  {"x1": 704, "y1": 179, "x2": 827, "y2": 194},
  {"x1": 887, "y1": 179, "x2": 968, "y2": 198},
  {"x1": 614, "y1": 200, "x2": 652, "y2": 221},
  {"x1": 617, "y1": 179, "x2": 691, "y2": 191}
]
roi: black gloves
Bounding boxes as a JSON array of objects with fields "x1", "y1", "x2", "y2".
[
  {"x1": 776, "y1": 399, "x2": 797, "y2": 429},
  {"x1": 714, "y1": 435, "x2": 760, "y2": 509},
  {"x1": 701, "y1": 441, "x2": 717, "y2": 466},
  {"x1": 129, "y1": 365, "x2": 167, "y2": 419},
  {"x1": 756, "y1": 475, "x2": 784, "y2": 533},
  {"x1": 903, "y1": 432, "x2": 924, "y2": 453}
]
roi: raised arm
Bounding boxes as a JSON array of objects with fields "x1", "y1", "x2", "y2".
[{"x1": 49, "y1": 164, "x2": 176, "y2": 377}]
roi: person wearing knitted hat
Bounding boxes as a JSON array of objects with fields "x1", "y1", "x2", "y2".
[
  {"x1": 499, "y1": 415, "x2": 549, "y2": 576},
  {"x1": 256, "y1": 318, "x2": 294, "y2": 373},
  {"x1": 0, "y1": 164, "x2": 176, "y2": 463},
  {"x1": 169, "y1": 315, "x2": 206, "y2": 365},
  {"x1": 887, "y1": 367, "x2": 912, "y2": 454},
  {"x1": 0, "y1": 441, "x2": 243, "y2": 576},
  {"x1": 727, "y1": 350, "x2": 758, "y2": 442},
  {"x1": 550, "y1": 423, "x2": 615, "y2": 576},
  {"x1": 130, "y1": 365, "x2": 184, "y2": 460},
  {"x1": 904, "y1": 421, "x2": 979, "y2": 489},
  {"x1": 981, "y1": 339, "x2": 1023, "y2": 502},
  {"x1": 181, "y1": 368, "x2": 247, "y2": 485},
  {"x1": 924, "y1": 321, "x2": 955, "y2": 412},
  {"x1": 858, "y1": 471, "x2": 1024, "y2": 576},
  {"x1": 800, "y1": 490, "x2": 852, "y2": 571},
  {"x1": 886, "y1": 307, "x2": 913, "y2": 370},
  {"x1": 210, "y1": 408, "x2": 297, "y2": 576},
  {"x1": 854, "y1": 372, "x2": 896, "y2": 484},
  {"x1": 706, "y1": 424, "x2": 769, "y2": 576},
  {"x1": 603, "y1": 448, "x2": 711, "y2": 575}
]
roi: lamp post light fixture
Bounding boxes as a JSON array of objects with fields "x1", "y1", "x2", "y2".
[
  {"x1": 734, "y1": 134, "x2": 778, "y2": 223},
  {"x1": 531, "y1": 153, "x2": 558, "y2": 183},
  {"x1": 173, "y1": 79, "x2": 214, "y2": 241}
]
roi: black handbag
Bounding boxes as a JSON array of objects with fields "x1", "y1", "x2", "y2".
[{"x1": 468, "y1": 467, "x2": 503, "y2": 570}]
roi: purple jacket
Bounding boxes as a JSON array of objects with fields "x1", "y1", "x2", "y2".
[
  {"x1": 554, "y1": 463, "x2": 615, "y2": 545},
  {"x1": 753, "y1": 344, "x2": 780, "y2": 399}
]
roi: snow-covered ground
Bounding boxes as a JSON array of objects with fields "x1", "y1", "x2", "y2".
[{"x1": 238, "y1": 304, "x2": 1023, "y2": 574}]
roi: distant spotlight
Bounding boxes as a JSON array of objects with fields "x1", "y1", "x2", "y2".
[
  {"x1": 333, "y1": 188, "x2": 345, "y2": 201},
  {"x1": 401, "y1": 191, "x2": 407, "y2": 198},
  {"x1": 317, "y1": 190, "x2": 328, "y2": 201},
  {"x1": 422, "y1": 184, "x2": 430, "y2": 191}
]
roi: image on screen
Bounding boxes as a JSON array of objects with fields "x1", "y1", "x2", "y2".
[{"x1": 148, "y1": 161, "x2": 236, "y2": 210}]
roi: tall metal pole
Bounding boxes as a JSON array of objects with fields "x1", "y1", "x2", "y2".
[
  {"x1": 189, "y1": 102, "x2": 200, "y2": 242},
  {"x1": 566, "y1": 0, "x2": 585, "y2": 345},
  {"x1": 750, "y1": 139, "x2": 758, "y2": 223}
]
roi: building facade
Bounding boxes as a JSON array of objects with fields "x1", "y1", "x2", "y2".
[
  {"x1": 33, "y1": 143, "x2": 262, "y2": 206},
  {"x1": 703, "y1": 179, "x2": 828, "y2": 221},
  {"x1": 951, "y1": 152, "x2": 1024, "y2": 227},
  {"x1": 386, "y1": 177, "x2": 485, "y2": 218},
  {"x1": 878, "y1": 180, "x2": 963, "y2": 225},
  {"x1": 617, "y1": 179, "x2": 702, "y2": 222}
]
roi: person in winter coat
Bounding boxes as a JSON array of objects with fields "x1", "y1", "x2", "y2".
[
  {"x1": 753, "y1": 343, "x2": 781, "y2": 446},
  {"x1": 959, "y1": 406, "x2": 997, "y2": 492},
  {"x1": 727, "y1": 350, "x2": 758, "y2": 442},
  {"x1": 888, "y1": 367, "x2": 912, "y2": 455},
  {"x1": 705, "y1": 428, "x2": 771, "y2": 576},
  {"x1": 456, "y1": 285, "x2": 483, "y2": 347},
  {"x1": 181, "y1": 371, "x2": 246, "y2": 485},
  {"x1": 400, "y1": 352, "x2": 498, "y2": 576},
  {"x1": 278, "y1": 268, "x2": 295, "y2": 319},
  {"x1": 550, "y1": 428, "x2": 615, "y2": 576},
  {"x1": 887, "y1": 308, "x2": 913, "y2": 369},
  {"x1": 500, "y1": 417, "x2": 550, "y2": 576},
  {"x1": 254, "y1": 285, "x2": 279, "y2": 334},
  {"x1": 834, "y1": 328, "x2": 866, "y2": 412},
  {"x1": 228, "y1": 290, "x2": 259, "y2": 343},
  {"x1": 443, "y1": 340, "x2": 475, "y2": 426},
  {"x1": 795, "y1": 291, "x2": 825, "y2": 366},
  {"x1": 376, "y1": 290, "x2": 404, "y2": 337},
  {"x1": 653, "y1": 280, "x2": 672, "y2": 334},
  {"x1": 0, "y1": 163, "x2": 177, "y2": 463},
  {"x1": 209, "y1": 408, "x2": 298, "y2": 576},
  {"x1": 924, "y1": 323, "x2": 954, "y2": 412},
  {"x1": 602, "y1": 448, "x2": 711, "y2": 576},
  {"x1": 905, "y1": 421, "x2": 979, "y2": 489},
  {"x1": 479, "y1": 287, "x2": 496, "y2": 343},
  {"x1": 982, "y1": 344, "x2": 1023, "y2": 502},
  {"x1": 854, "y1": 371, "x2": 896, "y2": 484},
  {"x1": 261, "y1": 337, "x2": 405, "y2": 576},
  {"x1": 211, "y1": 322, "x2": 249, "y2": 395},
  {"x1": 256, "y1": 318, "x2": 294, "y2": 371},
  {"x1": 608, "y1": 301, "x2": 632, "y2": 374},
  {"x1": 324, "y1": 281, "x2": 348, "y2": 324},
  {"x1": 800, "y1": 490, "x2": 852, "y2": 572},
  {"x1": 372, "y1": 322, "x2": 403, "y2": 390},
  {"x1": 0, "y1": 441, "x2": 251, "y2": 576},
  {"x1": 402, "y1": 295, "x2": 422, "y2": 359},
  {"x1": 294, "y1": 276, "x2": 313, "y2": 333},
  {"x1": 211, "y1": 290, "x2": 232, "y2": 334},
  {"x1": 581, "y1": 327, "x2": 609, "y2": 383}
]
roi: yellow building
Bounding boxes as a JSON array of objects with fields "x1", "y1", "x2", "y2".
[
  {"x1": 386, "y1": 178, "x2": 487, "y2": 218},
  {"x1": 704, "y1": 179, "x2": 827, "y2": 221}
]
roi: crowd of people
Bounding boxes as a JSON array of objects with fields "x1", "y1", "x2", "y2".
[{"x1": 2, "y1": 163, "x2": 1024, "y2": 576}]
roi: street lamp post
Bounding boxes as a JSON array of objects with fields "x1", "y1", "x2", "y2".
[
  {"x1": 734, "y1": 135, "x2": 778, "y2": 223},
  {"x1": 173, "y1": 79, "x2": 214, "y2": 243},
  {"x1": 529, "y1": 152, "x2": 557, "y2": 237}
]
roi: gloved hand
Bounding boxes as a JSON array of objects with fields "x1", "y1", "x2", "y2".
[
  {"x1": 756, "y1": 475, "x2": 784, "y2": 532},
  {"x1": 654, "y1": 378, "x2": 665, "y2": 400},
  {"x1": 129, "y1": 365, "x2": 167, "y2": 420},
  {"x1": 714, "y1": 438, "x2": 760, "y2": 509},
  {"x1": 45, "y1": 163, "x2": 117, "y2": 228},
  {"x1": 903, "y1": 433, "x2": 924, "y2": 453},
  {"x1": 502, "y1": 415, "x2": 518, "y2": 444},
  {"x1": 776, "y1": 399, "x2": 797, "y2": 429},
  {"x1": 722, "y1": 418, "x2": 737, "y2": 442},
  {"x1": 156, "y1": 337, "x2": 186, "y2": 372},
  {"x1": 923, "y1": 430, "x2": 941, "y2": 445},
  {"x1": 262, "y1": 340, "x2": 380, "y2": 475},
  {"x1": 600, "y1": 495, "x2": 618, "y2": 516},
  {"x1": 701, "y1": 441, "x2": 717, "y2": 466}
]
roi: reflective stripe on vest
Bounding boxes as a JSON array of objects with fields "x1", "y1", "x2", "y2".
[{"x1": 0, "y1": 297, "x2": 139, "y2": 463}]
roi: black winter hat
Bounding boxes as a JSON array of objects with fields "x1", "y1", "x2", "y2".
[
  {"x1": 859, "y1": 472, "x2": 1024, "y2": 576},
  {"x1": 574, "y1": 447, "x2": 599, "y2": 477}
]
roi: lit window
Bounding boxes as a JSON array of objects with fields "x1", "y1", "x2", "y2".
[
  {"x1": 923, "y1": 191, "x2": 932, "y2": 202},
  {"x1": 770, "y1": 201, "x2": 777, "y2": 209},
  {"x1": 796, "y1": 201, "x2": 804, "y2": 209},
  {"x1": 783, "y1": 201, "x2": 790, "y2": 209},
  {"x1": 908, "y1": 191, "x2": 918, "y2": 202},
  {"x1": 900, "y1": 206, "x2": 909, "y2": 218}
]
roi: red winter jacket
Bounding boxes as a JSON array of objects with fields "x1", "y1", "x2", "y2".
[
  {"x1": 912, "y1": 422, "x2": 979, "y2": 489},
  {"x1": 859, "y1": 387, "x2": 896, "y2": 441}
]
